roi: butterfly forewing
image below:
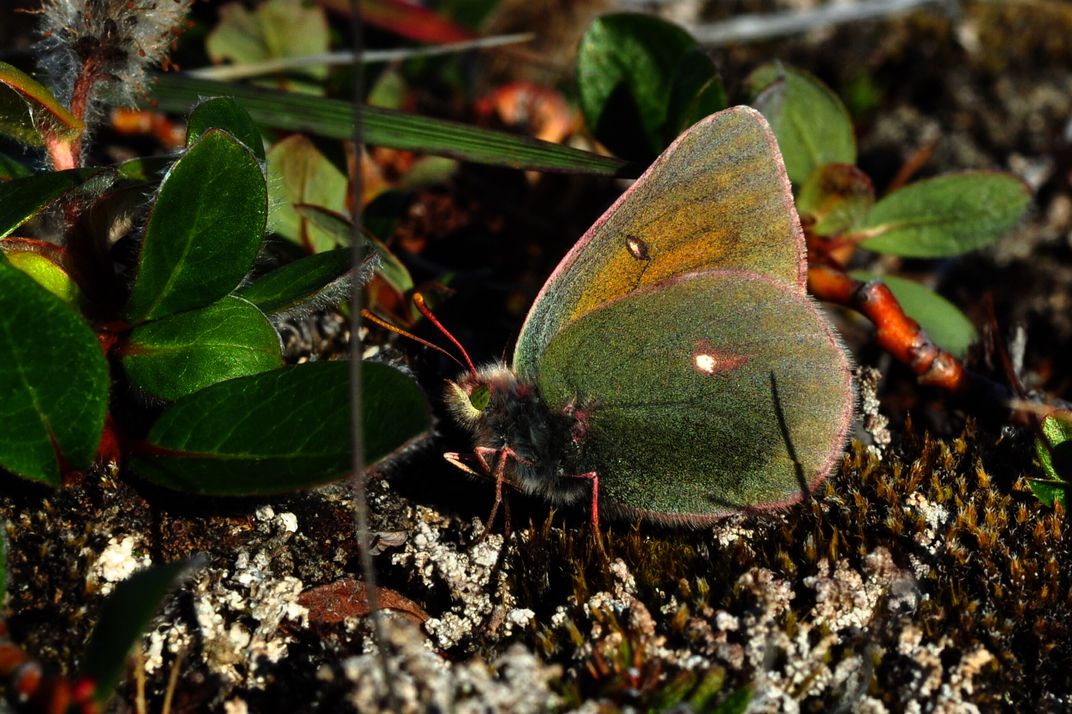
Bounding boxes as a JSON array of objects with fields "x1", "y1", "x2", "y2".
[{"x1": 514, "y1": 107, "x2": 805, "y2": 380}]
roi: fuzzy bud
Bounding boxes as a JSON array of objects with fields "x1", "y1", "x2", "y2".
[{"x1": 36, "y1": 0, "x2": 192, "y2": 119}]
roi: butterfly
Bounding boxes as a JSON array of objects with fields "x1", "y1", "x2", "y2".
[{"x1": 444, "y1": 106, "x2": 854, "y2": 528}]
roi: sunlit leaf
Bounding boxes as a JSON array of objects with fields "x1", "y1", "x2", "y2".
[
  {"x1": 850, "y1": 272, "x2": 976, "y2": 358},
  {"x1": 207, "y1": 0, "x2": 329, "y2": 94},
  {"x1": 294, "y1": 204, "x2": 412, "y2": 298},
  {"x1": 126, "y1": 129, "x2": 266, "y2": 322},
  {"x1": 747, "y1": 63, "x2": 855, "y2": 184},
  {"x1": 267, "y1": 135, "x2": 347, "y2": 253},
  {"x1": 4, "y1": 249, "x2": 85, "y2": 307},
  {"x1": 856, "y1": 172, "x2": 1031, "y2": 257},
  {"x1": 1032, "y1": 411, "x2": 1072, "y2": 508},
  {"x1": 0, "y1": 61, "x2": 82, "y2": 146},
  {"x1": 0, "y1": 257, "x2": 109, "y2": 485},
  {"x1": 121, "y1": 297, "x2": 283, "y2": 400}
]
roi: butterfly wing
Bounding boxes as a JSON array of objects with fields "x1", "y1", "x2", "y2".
[
  {"x1": 535, "y1": 270, "x2": 853, "y2": 523},
  {"x1": 514, "y1": 106, "x2": 805, "y2": 380}
]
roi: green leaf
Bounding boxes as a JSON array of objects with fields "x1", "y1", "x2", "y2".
[
  {"x1": 121, "y1": 297, "x2": 282, "y2": 400},
  {"x1": 116, "y1": 156, "x2": 174, "y2": 183},
  {"x1": 150, "y1": 75, "x2": 629, "y2": 176},
  {"x1": 856, "y1": 172, "x2": 1031, "y2": 257},
  {"x1": 1032, "y1": 411, "x2": 1072, "y2": 508},
  {"x1": 0, "y1": 257, "x2": 109, "y2": 485},
  {"x1": 266, "y1": 135, "x2": 347, "y2": 253},
  {"x1": 368, "y1": 68, "x2": 407, "y2": 110},
  {"x1": 0, "y1": 152, "x2": 30, "y2": 180},
  {"x1": 797, "y1": 163, "x2": 874, "y2": 236},
  {"x1": 4, "y1": 250, "x2": 86, "y2": 307},
  {"x1": 126, "y1": 129, "x2": 267, "y2": 322},
  {"x1": 850, "y1": 272, "x2": 976, "y2": 358},
  {"x1": 0, "y1": 168, "x2": 112, "y2": 239},
  {"x1": 186, "y1": 97, "x2": 265, "y2": 160},
  {"x1": 131, "y1": 361, "x2": 429, "y2": 495},
  {"x1": 293, "y1": 204, "x2": 413, "y2": 297},
  {"x1": 0, "y1": 61, "x2": 82, "y2": 147},
  {"x1": 360, "y1": 198, "x2": 415, "y2": 297},
  {"x1": 747, "y1": 64, "x2": 855, "y2": 184},
  {"x1": 81, "y1": 559, "x2": 201, "y2": 705},
  {"x1": 237, "y1": 247, "x2": 351, "y2": 314},
  {"x1": 665, "y1": 48, "x2": 728, "y2": 138},
  {"x1": 206, "y1": 0, "x2": 329, "y2": 94},
  {"x1": 293, "y1": 203, "x2": 352, "y2": 245},
  {"x1": 577, "y1": 13, "x2": 724, "y2": 158}
]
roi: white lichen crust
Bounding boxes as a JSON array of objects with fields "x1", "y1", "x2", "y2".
[
  {"x1": 144, "y1": 506, "x2": 308, "y2": 697},
  {"x1": 334, "y1": 618, "x2": 562, "y2": 713},
  {"x1": 392, "y1": 506, "x2": 512, "y2": 650}
]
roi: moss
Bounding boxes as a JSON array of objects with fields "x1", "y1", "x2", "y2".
[{"x1": 474, "y1": 418, "x2": 1071, "y2": 710}]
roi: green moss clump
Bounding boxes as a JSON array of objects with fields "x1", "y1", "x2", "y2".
[{"x1": 496, "y1": 419, "x2": 1070, "y2": 711}]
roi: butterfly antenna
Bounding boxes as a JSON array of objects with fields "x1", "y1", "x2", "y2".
[
  {"x1": 361, "y1": 309, "x2": 466, "y2": 371},
  {"x1": 413, "y1": 293, "x2": 479, "y2": 376}
]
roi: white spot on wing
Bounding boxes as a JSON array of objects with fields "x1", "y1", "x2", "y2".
[
  {"x1": 692, "y1": 342, "x2": 750, "y2": 376},
  {"x1": 695, "y1": 353, "x2": 718, "y2": 375}
]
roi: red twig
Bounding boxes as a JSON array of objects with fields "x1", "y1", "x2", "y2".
[{"x1": 807, "y1": 263, "x2": 968, "y2": 392}]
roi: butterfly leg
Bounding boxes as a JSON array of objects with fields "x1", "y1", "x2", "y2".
[
  {"x1": 568, "y1": 470, "x2": 604, "y2": 551},
  {"x1": 474, "y1": 446, "x2": 519, "y2": 540}
]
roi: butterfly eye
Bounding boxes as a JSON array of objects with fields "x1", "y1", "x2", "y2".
[{"x1": 468, "y1": 383, "x2": 491, "y2": 412}]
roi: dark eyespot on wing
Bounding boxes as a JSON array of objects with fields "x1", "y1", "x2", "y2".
[{"x1": 625, "y1": 235, "x2": 651, "y2": 261}]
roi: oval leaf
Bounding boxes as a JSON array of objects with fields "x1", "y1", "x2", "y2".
[
  {"x1": 131, "y1": 361, "x2": 429, "y2": 495},
  {"x1": 0, "y1": 61, "x2": 82, "y2": 146},
  {"x1": 0, "y1": 257, "x2": 109, "y2": 485},
  {"x1": 81, "y1": 559, "x2": 202, "y2": 705},
  {"x1": 856, "y1": 172, "x2": 1030, "y2": 257},
  {"x1": 267, "y1": 135, "x2": 348, "y2": 253},
  {"x1": 797, "y1": 163, "x2": 874, "y2": 236},
  {"x1": 577, "y1": 13, "x2": 724, "y2": 158},
  {"x1": 850, "y1": 272, "x2": 976, "y2": 358},
  {"x1": 206, "y1": 0, "x2": 329, "y2": 94},
  {"x1": 0, "y1": 168, "x2": 111, "y2": 238},
  {"x1": 186, "y1": 96, "x2": 265, "y2": 160},
  {"x1": 294, "y1": 204, "x2": 410, "y2": 298},
  {"x1": 121, "y1": 297, "x2": 282, "y2": 400},
  {"x1": 4, "y1": 250, "x2": 85, "y2": 306},
  {"x1": 126, "y1": 129, "x2": 267, "y2": 322},
  {"x1": 236, "y1": 247, "x2": 351, "y2": 314},
  {"x1": 747, "y1": 64, "x2": 856, "y2": 184}
]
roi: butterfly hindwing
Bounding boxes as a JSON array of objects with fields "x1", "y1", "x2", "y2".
[{"x1": 535, "y1": 270, "x2": 853, "y2": 523}]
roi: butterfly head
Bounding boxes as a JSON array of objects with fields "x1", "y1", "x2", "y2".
[{"x1": 444, "y1": 362, "x2": 527, "y2": 429}]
